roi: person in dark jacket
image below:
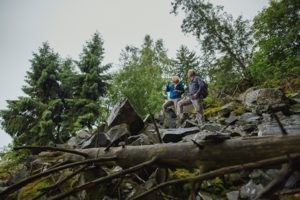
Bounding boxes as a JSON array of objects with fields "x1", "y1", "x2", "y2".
[
  {"x1": 177, "y1": 69, "x2": 205, "y2": 125},
  {"x1": 162, "y1": 76, "x2": 184, "y2": 114}
]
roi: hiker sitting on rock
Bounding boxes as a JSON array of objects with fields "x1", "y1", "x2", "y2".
[
  {"x1": 177, "y1": 69, "x2": 206, "y2": 125},
  {"x1": 162, "y1": 76, "x2": 185, "y2": 114}
]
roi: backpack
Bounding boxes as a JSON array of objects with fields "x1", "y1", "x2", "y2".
[{"x1": 201, "y1": 79, "x2": 208, "y2": 98}]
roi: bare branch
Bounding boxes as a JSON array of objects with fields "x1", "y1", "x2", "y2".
[
  {"x1": 130, "y1": 153, "x2": 300, "y2": 200},
  {"x1": 254, "y1": 162, "x2": 294, "y2": 199},
  {"x1": 50, "y1": 156, "x2": 157, "y2": 200},
  {"x1": 14, "y1": 146, "x2": 89, "y2": 158},
  {"x1": 0, "y1": 156, "x2": 117, "y2": 197}
]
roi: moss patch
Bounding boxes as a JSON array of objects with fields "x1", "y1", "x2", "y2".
[
  {"x1": 204, "y1": 106, "x2": 222, "y2": 117},
  {"x1": 18, "y1": 177, "x2": 53, "y2": 200}
]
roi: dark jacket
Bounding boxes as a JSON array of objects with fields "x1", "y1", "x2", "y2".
[
  {"x1": 166, "y1": 81, "x2": 184, "y2": 99},
  {"x1": 188, "y1": 76, "x2": 204, "y2": 99}
]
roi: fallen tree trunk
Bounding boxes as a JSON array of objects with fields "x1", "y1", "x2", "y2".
[{"x1": 68, "y1": 134, "x2": 300, "y2": 171}]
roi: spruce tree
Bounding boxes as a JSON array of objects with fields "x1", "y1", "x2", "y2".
[
  {"x1": 1, "y1": 43, "x2": 62, "y2": 145},
  {"x1": 68, "y1": 32, "x2": 111, "y2": 130}
]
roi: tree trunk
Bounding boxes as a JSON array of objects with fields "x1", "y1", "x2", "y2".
[{"x1": 67, "y1": 134, "x2": 300, "y2": 172}]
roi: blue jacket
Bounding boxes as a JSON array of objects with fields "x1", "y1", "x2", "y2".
[{"x1": 166, "y1": 81, "x2": 184, "y2": 99}]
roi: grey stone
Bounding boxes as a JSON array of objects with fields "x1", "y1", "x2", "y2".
[
  {"x1": 81, "y1": 132, "x2": 110, "y2": 148},
  {"x1": 0, "y1": 180, "x2": 6, "y2": 187},
  {"x1": 107, "y1": 99, "x2": 144, "y2": 134},
  {"x1": 67, "y1": 129, "x2": 92, "y2": 148},
  {"x1": 128, "y1": 134, "x2": 151, "y2": 146},
  {"x1": 258, "y1": 114, "x2": 300, "y2": 136},
  {"x1": 240, "y1": 180, "x2": 263, "y2": 199},
  {"x1": 0, "y1": 186, "x2": 8, "y2": 193},
  {"x1": 226, "y1": 191, "x2": 239, "y2": 200},
  {"x1": 106, "y1": 123, "x2": 130, "y2": 144},
  {"x1": 161, "y1": 127, "x2": 199, "y2": 143},
  {"x1": 163, "y1": 108, "x2": 177, "y2": 128},
  {"x1": 290, "y1": 103, "x2": 300, "y2": 114},
  {"x1": 181, "y1": 130, "x2": 214, "y2": 142},
  {"x1": 241, "y1": 124, "x2": 257, "y2": 133},
  {"x1": 289, "y1": 92, "x2": 300, "y2": 104},
  {"x1": 241, "y1": 88, "x2": 289, "y2": 114},
  {"x1": 239, "y1": 112, "x2": 261, "y2": 124},
  {"x1": 225, "y1": 115, "x2": 238, "y2": 125},
  {"x1": 284, "y1": 172, "x2": 300, "y2": 188},
  {"x1": 202, "y1": 123, "x2": 222, "y2": 132},
  {"x1": 219, "y1": 102, "x2": 237, "y2": 117}
]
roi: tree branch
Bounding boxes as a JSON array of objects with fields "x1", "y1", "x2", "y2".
[
  {"x1": 50, "y1": 156, "x2": 157, "y2": 200},
  {"x1": 14, "y1": 146, "x2": 89, "y2": 158},
  {"x1": 254, "y1": 162, "x2": 294, "y2": 199},
  {"x1": 130, "y1": 153, "x2": 300, "y2": 200},
  {"x1": 0, "y1": 156, "x2": 116, "y2": 197},
  {"x1": 33, "y1": 165, "x2": 88, "y2": 200}
]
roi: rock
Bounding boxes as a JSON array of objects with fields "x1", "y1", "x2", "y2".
[
  {"x1": 284, "y1": 172, "x2": 300, "y2": 188},
  {"x1": 225, "y1": 115, "x2": 238, "y2": 125},
  {"x1": 201, "y1": 123, "x2": 222, "y2": 132},
  {"x1": 161, "y1": 127, "x2": 199, "y2": 143},
  {"x1": 289, "y1": 92, "x2": 300, "y2": 104},
  {"x1": 0, "y1": 180, "x2": 7, "y2": 187},
  {"x1": 181, "y1": 130, "x2": 215, "y2": 142},
  {"x1": 0, "y1": 186, "x2": 8, "y2": 193},
  {"x1": 225, "y1": 173, "x2": 243, "y2": 185},
  {"x1": 219, "y1": 102, "x2": 237, "y2": 117},
  {"x1": 241, "y1": 88, "x2": 289, "y2": 114},
  {"x1": 290, "y1": 103, "x2": 300, "y2": 114},
  {"x1": 128, "y1": 134, "x2": 152, "y2": 146},
  {"x1": 226, "y1": 126, "x2": 246, "y2": 137},
  {"x1": 226, "y1": 191, "x2": 239, "y2": 200},
  {"x1": 107, "y1": 99, "x2": 144, "y2": 134},
  {"x1": 81, "y1": 132, "x2": 110, "y2": 148},
  {"x1": 142, "y1": 125, "x2": 161, "y2": 144},
  {"x1": 241, "y1": 124, "x2": 257, "y2": 133},
  {"x1": 106, "y1": 123, "x2": 130, "y2": 145},
  {"x1": 202, "y1": 133, "x2": 230, "y2": 143},
  {"x1": 163, "y1": 108, "x2": 177, "y2": 128},
  {"x1": 67, "y1": 129, "x2": 91, "y2": 148},
  {"x1": 240, "y1": 180, "x2": 263, "y2": 199},
  {"x1": 258, "y1": 114, "x2": 300, "y2": 136},
  {"x1": 239, "y1": 112, "x2": 261, "y2": 124}
]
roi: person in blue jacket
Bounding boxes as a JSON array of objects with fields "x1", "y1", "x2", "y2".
[{"x1": 162, "y1": 76, "x2": 185, "y2": 114}]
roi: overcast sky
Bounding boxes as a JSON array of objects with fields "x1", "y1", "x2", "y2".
[{"x1": 0, "y1": 0, "x2": 268, "y2": 149}]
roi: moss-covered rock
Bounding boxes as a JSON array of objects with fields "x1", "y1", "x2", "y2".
[{"x1": 18, "y1": 177, "x2": 53, "y2": 200}]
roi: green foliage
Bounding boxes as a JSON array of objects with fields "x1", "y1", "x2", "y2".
[
  {"x1": 0, "y1": 32, "x2": 110, "y2": 146},
  {"x1": 174, "y1": 45, "x2": 200, "y2": 84},
  {"x1": 18, "y1": 177, "x2": 53, "y2": 200},
  {"x1": 0, "y1": 146, "x2": 28, "y2": 179},
  {"x1": 109, "y1": 35, "x2": 170, "y2": 116},
  {"x1": 251, "y1": 0, "x2": 300, "y2": 86},
  {"x1": 172, "y1": 0, "x2": 254, "y2": 94}
]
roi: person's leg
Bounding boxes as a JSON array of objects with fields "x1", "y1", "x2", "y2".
[
  {"x1": 162, "y1": 100, "x2": 174, "y2": 111},
  {"x1": 191, "y1": 98, "x2": 204, "y2": 125},
  {"x1": 172, "y1": 98, "x2": 179, "y2": 114},
  {"x1": 177, "y1": 98, "x2": 192, "y2": 117}
]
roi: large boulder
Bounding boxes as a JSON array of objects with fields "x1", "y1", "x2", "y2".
[
  {"x1": 161, "y1": 127, "x2": 199, "y2": 143},
  {"x1": 258, "y1": 114, "x2": 300, "y2": 136},
  {"x1": 105, "y1": 123, "x2": 131, "y2": 145},
  {"x1": 240, "y1": 88, "x2": 289, "y2": 114},
  {"x1": 81, "y1": 132, "x2": 110, "y2": 148},
  {"x1": 218, "y1": 102, "x2": 237, "y2": 117},
  {"x1": 107, "y1": 99, "x2": 144, "y2": 134},
  {"x1": 67, "y1": 129, "x2": 92, "y2": 148},
  {"x1": 163, "y1": 108, "x2": 177, "y2": 128}
]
